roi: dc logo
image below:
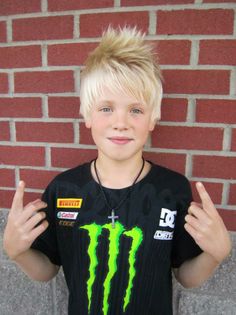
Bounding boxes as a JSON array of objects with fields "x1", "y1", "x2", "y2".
[{"x1": 159, "y1": 208, "x2": 177, "y2": 229}]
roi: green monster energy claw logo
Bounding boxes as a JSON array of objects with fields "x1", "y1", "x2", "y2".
[{"x1": 80, "y1": 222, "x2": 143, "y2": 315}]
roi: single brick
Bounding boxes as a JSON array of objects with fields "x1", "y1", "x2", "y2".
[
  {"x1": 122, "y1": 0, "x2": 194, "y2": 6},
  {"x1": 48, "y1": 96, "x2": 80, "y2": 118},
  {"x1": 0, "y1": 73, "x2": 8, "y2": 93},
  {"x1": 152, "y1": 126, "x2": 223, "y2": 150},
  {"x1": 228, "y1": 184, "x2": 236, "y2": 205},
  {"x1": 51, "y1": 148, "x2": 97, "y2": 168},
  {"x1": 163, "y1": 69, "x2": 230, "y2": 95},
  {"x1": 196, "y1": 99, "x2": 236, "y2": 124},
  {"x1": 157, "y1": 9, "x2": 234, "y2": 35},
  {"x1": 155, "y1": 40, "x2": 191, "y2": 65},
  {"x1": 79, "y1": 123, "x2": 94, "y2": 145},
  {"x1": 16, "y1": 122, "x2": 74, "y2": 143},
  {"x1": 0, "y1": 190, "x2": 14, "y2": 208},
  {"x1": 0, "y1": 21, "x2": 7, "y2": 42},
  {"x1": 0, "y1": 45, "x2": 41, "y2": 69},
  {"x1": 204, "y1": 0, "x2": 236, "y2": 3},
  {"x1": 0, "y1": 122, "x2": 10, "y2": 141},
  {"x1": 161, "y1": 98, "x2": 188, "y2": 122},
  {"x1": 0, "y1": 146, "x2": 45, "y2": 166},
  {"x1": 0, "y1": 97, "x2": 42, "y2": 118},
  {"x1": 0, "y1": 0, "x2": 41, "y2": 15},
  {"x1": 0, "y1": 190, "x2": 42, "y2": 208},
  {"x1": 192, "y1": 155, "x2": 236, "y2": 180},
  {"x1": 48, "y1": 43, "x2": 97, "y2": 66},
  {"x1": 80, "y1": 12, "x2": 149, "y2": 37},
  {"x1": 13, "y1": 16, "x2": 74, "y2": 41},
  {"x1": 0, "y1": 169, "x2": 15, "y2": 187},
  {"x1": 199, "y1": 40, "x2": 236, "y2": 65},
  {"x1": 14, "y1": 71, "x2": 74, "y2": 93},
  {"x1": 190, "y1": 181, "x2": 223, "y2": 204},
  {"x1": 218, "y1": 209, "x2": 236, "y2": 231},
  {"x1": 20, "y1": 169, "x2": 60, "y2": 189},
  {"x1": 143, "y1": 151, "x2": 186, "y2": 174},
  {"x1": 231, "y1": 129, "x2": 236, "y2": 151},
  {"x1": 48, "y1": 0, "x2": 113, "y2": 11},
  {"x1": 23, "y1": 191, "x2": 43, "y2": 206}
]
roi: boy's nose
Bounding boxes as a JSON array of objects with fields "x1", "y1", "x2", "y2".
[{"x1": 112, "y1": 111, "x2": 129, "y2": 130}]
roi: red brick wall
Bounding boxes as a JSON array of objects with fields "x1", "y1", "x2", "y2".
[{"x1": 0, "y1": 0, "x2": 235, "y2": 230}]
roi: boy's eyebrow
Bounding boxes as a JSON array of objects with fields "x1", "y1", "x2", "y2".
[
  {"x1": 97, "y1": 99, "x2": 113, "y2": 104},
  {"x1": 97, "y1": 99, "x2": 144, "y2": 106}
]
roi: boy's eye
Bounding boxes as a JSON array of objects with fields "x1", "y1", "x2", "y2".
[
  {"x1": 131, "y1": 108, "x2": 143, "y2": 114},
  {"x1": 100, "y1": 107, "x2": 112, "y2": 112}
]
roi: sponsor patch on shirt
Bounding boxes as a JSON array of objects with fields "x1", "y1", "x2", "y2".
[
  {"x1": 153, "y1": 230, "x2": 174, "y2": 240},
  {"x1": 59, "y1": 220, "x2": 76, "y2": 227},
  {"x1": 57, "y1": 198, "x2": 83, "y2": 209},
  {"x1": 57, "y1": 211, "x2": 79, "y2": 220},
  {"x1": 159, "y1": 208, "x2": 177, "y2": 229}
]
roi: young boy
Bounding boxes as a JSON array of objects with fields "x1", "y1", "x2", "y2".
[{"x1": 3, "y1": 27, "x2": 232, "y2": 315}]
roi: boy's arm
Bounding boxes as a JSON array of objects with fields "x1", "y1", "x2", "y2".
[
  {"x1": 12, "y1": 248, "x2": 59, "y2": 282},
  {"x1": 3, "y1": 181, "x2": 59, "y2": 282},
  {"x1": 173, "y1": 182, "x2": 232, "y2": 288},
  {"x1": 174, "y1": 251, "x2": 222, "y2": 288}
]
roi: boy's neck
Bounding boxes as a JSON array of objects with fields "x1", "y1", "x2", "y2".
[{"x1": 91, "y1": 155, "x2": 151, "y2": 189}]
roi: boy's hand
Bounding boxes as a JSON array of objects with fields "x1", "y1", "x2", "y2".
[
  {"x1": 3, "y1": 181, "x2": 48, "y2": 260},
  {"x1": 184, "y1": 182, "x2": 232, "y2": 264}
]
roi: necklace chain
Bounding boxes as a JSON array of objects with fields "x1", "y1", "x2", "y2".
[{"x1": 94, "y1": 157, "x2": 145, "y2": 228}]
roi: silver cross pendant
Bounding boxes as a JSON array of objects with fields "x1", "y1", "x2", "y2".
[{"x1": 108, "y1": 209, "x2": 119, "y2": 228}]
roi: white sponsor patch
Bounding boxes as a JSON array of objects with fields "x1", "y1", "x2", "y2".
[
  {"x1": 57, "y1": 211, "x2": 78, "y2": 220},
  {"x1": 159, "y1": 208, "x2": 177, "y2": 229},
  {"x1": 153, "y1": 230, "x2": 174, "y2": 240}
]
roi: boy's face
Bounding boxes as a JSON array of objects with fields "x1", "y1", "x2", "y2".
[{"x1": 85, "y1": 87, "x2": 156, "y2": 162}]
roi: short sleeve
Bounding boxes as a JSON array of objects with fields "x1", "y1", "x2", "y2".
[
  {"x1": 31, "y1": 181, "x2": 61, "y2": 266},
  {"x1": 171, "y1": 177, "x2": 202, "y2": 268}
]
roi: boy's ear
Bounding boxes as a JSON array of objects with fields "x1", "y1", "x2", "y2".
[
  {"x1": 149, "y1": 118, "x2": 157, "y2": 131},
  {"x1": 85, "y1": 119, "x2": 92, "y2": 129}
]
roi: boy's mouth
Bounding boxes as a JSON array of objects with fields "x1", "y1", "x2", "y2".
[{"x1": 108, "y1": 136, "x2": 133, "y2": 145}]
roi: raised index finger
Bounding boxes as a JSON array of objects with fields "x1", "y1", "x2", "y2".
[
  {"x1": 11, "y1": 180, "x2": 25, "y2": 213},
  {"x1": 195, "y1": 182, "x2": 216, "y2": 215}
]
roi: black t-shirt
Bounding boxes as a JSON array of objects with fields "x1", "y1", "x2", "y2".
[{"x1": 32, "y1": 161, "x2": 202, "y2": 315}]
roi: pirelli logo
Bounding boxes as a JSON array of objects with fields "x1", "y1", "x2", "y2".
[{"x1": 57, "y1": 198, "x2": 83, "y2": 209}]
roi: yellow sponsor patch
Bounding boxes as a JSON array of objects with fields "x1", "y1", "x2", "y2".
[{"x1": 57, "y1": 198, "x2": 83, "y2": 209}]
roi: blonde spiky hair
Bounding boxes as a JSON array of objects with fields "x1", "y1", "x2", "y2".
[{"x1": 80, "y1": 26, "x2": 163, "y2": 122}]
